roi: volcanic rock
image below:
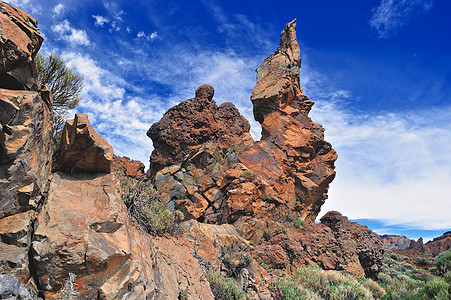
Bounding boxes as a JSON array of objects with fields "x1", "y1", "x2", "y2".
[
  {"x1": 0, "y1": 89, "x2": 53, "y2": 219},
  {"x1": 426, "y1": 231, "x2": 451, "y2": 256},
  {"x1": 0, "y1": 2, "x2": 42, "y2": 90},
  {"x1": 253, "y1": 211, "x2": 384, "y2": 279},
  {"x1": 147, "y1": 84, "x2": 253, "y2": 177},
  {"x1": 380, "y1": 234, "x2": 413, "y2": 250},
  {"x1": 57, "y1": 113, "x2": 113, "y2": 173},
  {"x1": 112, "y1": 154, "x2": 145, "y2": 179},
  {"x1": 148, "y1": 19, "x2": 336, "y2": 225}
]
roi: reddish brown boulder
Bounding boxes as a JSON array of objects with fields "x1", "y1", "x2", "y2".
[
  {"x1": 147, "y1": 84, "x2": 252, "y2": 177},
  {"x1": 252, "y1": 211, "x2": 383, "y2": 279},
  {"x1": 0, "y1": 2, "x2": 42, "y2": 90},
  {"x1": 57, "y1": 113, "x2": 113, "y2": 173},
  {"x1": 112, "y1": 154, "x2": 145, "y2": 178}
]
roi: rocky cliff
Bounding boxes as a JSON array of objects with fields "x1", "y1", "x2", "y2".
[
  {"x1": 380, "y1": 232, "x2": 451, "y2": 256},
  {"x1": 1, "y1": 4, "x2": 385, "y2": 299}
]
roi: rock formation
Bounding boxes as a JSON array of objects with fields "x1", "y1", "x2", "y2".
[
  {"x1": 57, "y1": 113, "x2": 113, "y2": 173},
  {"x1": 1, "y1": 4, "x2": 385, "y2": 298},
  {"x1": 380, "y1": 231, "x2": 451, "y2": 256},
  {"x1": 380, "y1": 234, "x2": 413, "y2": 250},
  {"x1": 0, "y1": 4, "x2": 51, "y2": 296},
  {"x1": 252, "y1": 211, "x2": 383, "y2": 279},
  {"x1": 425, "y1": 231, "x2": 451, "y2": 256},
  {"x1": 147, "y1": 84, "x2": 253, "y2": 177},
  {"x1": 112, "y1": 154, "x2": 145, "y2": 179},
  {"x1": 148, "y1": 19, "x2": 337, "y2": 225},
  {"x1": 0, "y1": 2, "x2": 42, "y2": 90}
]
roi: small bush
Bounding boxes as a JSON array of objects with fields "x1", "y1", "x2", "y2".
[
  {"x1": 206, "y1": 271, "x2": 246, "y2": 300},
  {"x1": 116, "y1": 170, "x2": 183, "y2": 236},
  {"x1": 221, "y1": 246, "x2": 252, "y2": 278},
  {"x1": 422, "y1": 277, "x2": 450, "y2": 299},
  {"x1": 239, "y1": 170, "x2": 257, "y2": 182},
  {"x1": 435, "y1": 249, "x2": 451, "y2": 276},
  {"x1": 272, "y1": 265, "x2": 380, "y2": 300},
  {"x1": 286, "y1": 211, "x2": 304, "y2": 229}
]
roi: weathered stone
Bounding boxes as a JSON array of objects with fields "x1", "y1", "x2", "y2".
[
  {"x1": 425, "y1": 231, "x2": 451, "y2": 256},
  {"x1": 0, "y1": 89, "x2": 53, "y2": 219},
  {"x1": 0, "y1": 273, "x2": 38, "y2": 300},
  {"x1": 0, "y1": 2, "x2": 43, "y2": 90},
  {"x1": 31, "y1": 171, "x2": 213, "y2": 299},
  {"x1": 147, "y1": 85, "x2": 252, "y2": 177},
  {"x1": 252, "y1": 211, "x2": 383, "y2": 279},
  {"x1": 57, "y1": 113, "x2": 113, "y2": 173},
  {"x1": 112, "y1": 154, "x2": 145, "y2": 179},
  {"x1": 149, "y1": 20, "x2": 336, "y2": 225},
  {"x1": 380, "y1": 234, "x2": 413, "y2": 250}
]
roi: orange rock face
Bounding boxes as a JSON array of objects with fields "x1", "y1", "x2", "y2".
[
  {"x1": 112, "y1": 154, "x2": 145, "y2": 178},
  {"x1": 0, "y1": 2, "x2": 42, "y2": 90},
  {"x1": 57, "y1": 113, "x2": 114, "y2": 173},
  {"x1": 425, "y1": 231, "x2": 451, "y2": 256},
  {"x1": 149, "y1": 20, "x2": 336, "y2": 225}
]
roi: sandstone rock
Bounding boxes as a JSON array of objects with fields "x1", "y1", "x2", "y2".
[
  {"x1": 425, "y1": 231, "x2": 451, "y2": 256},
  {"x1": 147, "y1": 84, "x2": 252, "y2": 177},
  {"x1": 112, "y1": 154, "x2": 145, "y2": 179},
  {"x1": 252, "y1": 211, "x2": 383, "y2": 279},
  {"x1": 0, "y1": 2, "x2": 42, "y2": 90},
  {"x1": 57, "y1": 113, "x2": 113, "y2": 173},
  {"x1": 0, "y1": 89, "x2": 53, "y2": 219}
]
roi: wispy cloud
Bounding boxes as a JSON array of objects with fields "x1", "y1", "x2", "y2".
[
  {"x1": 305, "y1": 68, "x2": 451, "y2": 230},
  {"x1": 52, "y1": 20, "x2": 90, "y2": 45},
  {"x1": 92, "y1": 15, "x2": 109, "y2": 27},
  {"x1": 53, "y1": 3, "x2": 64, "y2": 15},
  {"x1": 369, "y1": 0, "x2": 433, "y2": 38},
  {"x1": 136, "y1": 31, "x2": 159, "y2": 41}
]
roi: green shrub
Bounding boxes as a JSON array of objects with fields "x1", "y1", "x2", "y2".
[
  {"x1": 423, "y1": 277, "x2": 450, "y2": 299},
  {"x1": 221, "y1": 246, "x2": 252, "y2": 278},
  {"x1": 273, "y1": 265, "x2": 380, "y2": 300},
  {"x1": 239, "y1": 170, "x2": 257, "y2": 182},
  {"x1": 286, "y1": 211, "x2": 304, "y2": 229},
  {"x1": 115, "y1": 170, "x2": 183, "y2": 235},
  {"x1": 206, "y1": 271, "x2": 246, "y2": 300},
  {"x1": 435, "y1": 249, "x2": 451, "y2": 276}
]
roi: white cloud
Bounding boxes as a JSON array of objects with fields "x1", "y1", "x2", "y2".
[
  {"x1": 92, "y1": 15, "x2": 109, "y2": 27},
  {"x1": 369, "y1": 0, "x2": 433, "y2": 38},
  {"x1": 305, "y1": 72, "x2": 451, "y2": 230},
  {"x1": 53, "y1": 3, "x2": 64, "y2": 15},
  {"x1": 136, "y1": 31, "x2": 159, "y2": 41},
  {"x1": 52, "y1": 20, "x2": 90, "y2": 46}
]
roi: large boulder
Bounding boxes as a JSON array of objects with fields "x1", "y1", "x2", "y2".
[
  {"x1": 112, "y1": 154, "x2": 145, "y2": 179},
  {"x1": 57, "y1": 113, "x2": 113, "y2": 173},
  {"x1": 0, "y1": 2, "x2": 42, "y2": 90},
  {"x1": 147, "y1": 84, "x2": 253, "y2": 177}
]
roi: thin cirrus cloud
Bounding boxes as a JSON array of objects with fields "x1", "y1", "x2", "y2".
[
  {"x1": 51, "y1": 20, "x2": 90, "y2": 45},
  {"x1": 369, "y1": 0, "x2": 433, "y2": 38}
]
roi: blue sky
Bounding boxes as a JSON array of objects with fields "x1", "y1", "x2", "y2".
[{"x1": 8, "y1": 0, "x2": 451, "y2": 241}]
